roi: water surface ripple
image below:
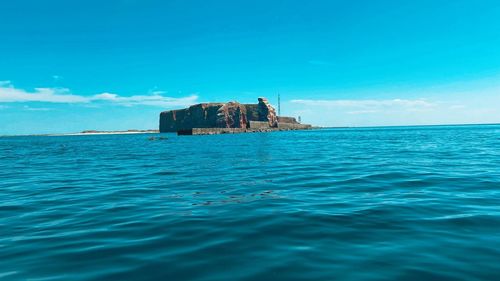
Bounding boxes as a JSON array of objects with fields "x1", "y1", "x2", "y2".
[{"x1": 1, "y1": 125, "x2": 500, "y2": 280}]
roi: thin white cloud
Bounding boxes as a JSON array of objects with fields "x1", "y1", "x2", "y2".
[
  {"x1": 0, "y1": 81, "x2": 198, "y2": 107},
  {"x1": 289, "y1": 98, "x2": 441, "y2": 125},
  {"x1": 0, "y1": 82, "x2": 87, "y2": 103},
  {"x1": 347, "y1": 110, "x2": 379, "y2": 115},
  {"x1": 91, "y1": 92, "x2": 198, "y2": 107},
  {"x1": 449, "y1": 104, "x2": 466, "y2": 110},
  {"x1": 291, "y1": 98, "x2": 436, "y2": 109},
  {"x1": 92, "y1": 92, "x2": 118, "y2": 101},
  {"x1": 23, "y1": 105, "x2": 53, "y2": 111},
  {"x1": 287, "y1": 95, "x2": 500, "y2": 127}
]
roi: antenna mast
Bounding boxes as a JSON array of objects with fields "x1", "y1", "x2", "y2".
[{"x1": 278, "y1": 92, "x2": 281, "y2": 116}]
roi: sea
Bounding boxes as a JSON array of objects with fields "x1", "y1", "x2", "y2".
[{"x1": 1, "y1": 125, "x2": 499, "y2": 281}]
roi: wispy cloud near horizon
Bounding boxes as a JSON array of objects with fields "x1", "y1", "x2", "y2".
[
  {"x1": 23, "y1": 105, "x2": 53, "y2": 111},
  {"x1": 0, "y1": 81, "x2": 198, "y2": 108},
  {"x1": 287, "y1": 95, "x2": 499, "y2": 127},
  {"x1": 92, "y1": 92, "x2": 198, "y2": 107},
  {"x1": 291, "y1": 98, "x2": 436, "y2": 110}
]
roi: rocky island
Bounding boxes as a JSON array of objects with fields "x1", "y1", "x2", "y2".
[{"x1": 159, "y1": 97, "x2": 311, "y2": 135}]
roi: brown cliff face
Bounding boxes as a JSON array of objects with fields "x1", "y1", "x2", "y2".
[
  {"x1": 159, "y1": 103, "x2": 223, "y2": 132},
  {"x1": 244, "y1": 104, "x2": 259, "y2": 122},
  {"x1": 257, "y1": 97, "x2": 278, "y2": 127},
  {"x1": 216, "y1": 102, "x2": 248, "y2": 128},
  {"x1": 159, "y1": 97, "x2": 281, "y2": 132}
]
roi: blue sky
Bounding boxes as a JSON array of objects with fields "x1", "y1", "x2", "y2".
[{"x1": 1, "y1": 0, "x2": 500, "y2": 134}]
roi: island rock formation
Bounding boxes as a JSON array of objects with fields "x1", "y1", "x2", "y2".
[
  {"x1": 257, "y1": 97, "x2": 278, "y2": 127},
  {"x1": 216, "y1": 102, "x2": 248, "y2": 128},
  {"x1": 159, "y1": 97, "x2": 311, "y2": 134}
]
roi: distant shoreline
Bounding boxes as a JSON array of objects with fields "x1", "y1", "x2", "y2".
[
  {"x1": 60, "y1": 130, "x2": 159, "y2": 136},
  {"x1": 1, "y1": 123, "x2": 498, "y2": 137},
  {"x1": 1, "y1": 130, "x2": 159, "y2": 137}
]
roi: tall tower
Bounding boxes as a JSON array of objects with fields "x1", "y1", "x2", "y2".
[{"x1": 277, "y1": 92, "x2": 281, "y2": 116}]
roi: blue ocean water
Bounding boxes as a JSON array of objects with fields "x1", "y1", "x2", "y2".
[{"x1": 1, "y1": 125, "x2": 500, "y2": 281}]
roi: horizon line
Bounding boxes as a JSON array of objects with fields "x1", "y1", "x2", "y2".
[{"x1": 1, "y1": 122, "x2": 499, "y2": 137}]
